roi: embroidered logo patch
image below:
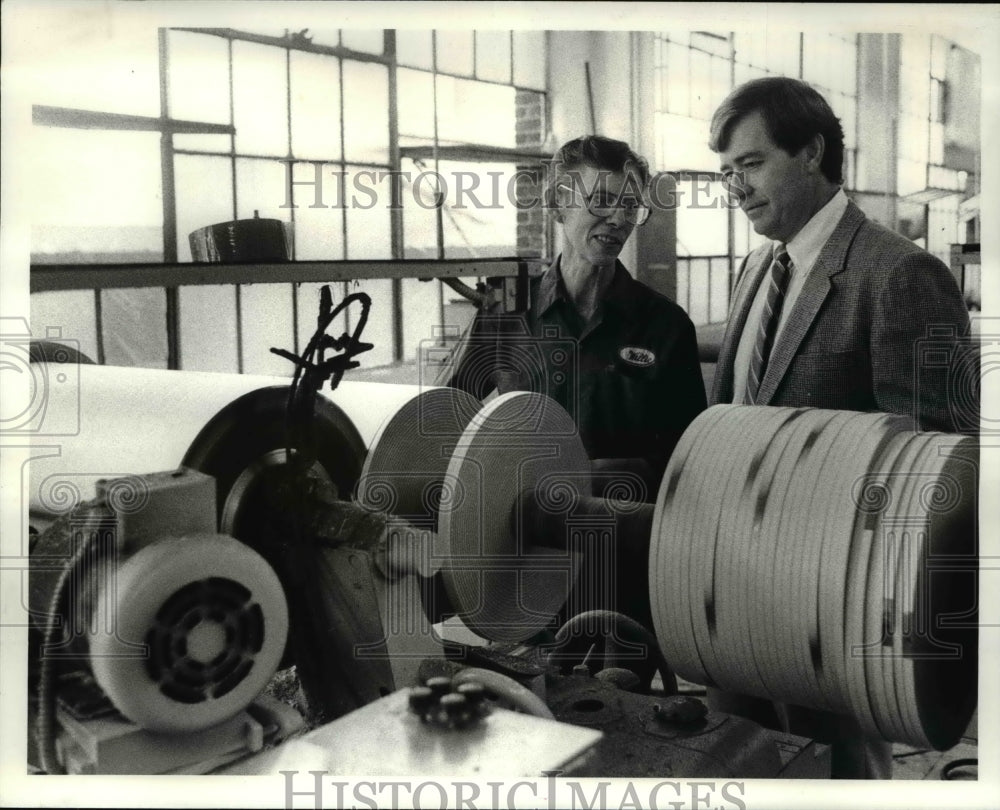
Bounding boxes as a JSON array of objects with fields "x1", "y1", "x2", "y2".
[{"x1": 619, "y1": 346, "x2": 656, "y2": 367}]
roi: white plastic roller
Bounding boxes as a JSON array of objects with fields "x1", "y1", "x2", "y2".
[
  {"x1": 89, "y1": 533, "x2": 289, "y2": 733},
  {"x1": 29, "y1": 364, "x2": 430, "y2": 521}
]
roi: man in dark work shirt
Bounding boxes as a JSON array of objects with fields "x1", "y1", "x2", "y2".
[{"x1": 443, "y1": 135, "x2": 706, "y2": 501}]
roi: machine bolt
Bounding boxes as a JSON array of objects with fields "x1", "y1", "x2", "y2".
[
  {"x1": 408, "y1": 686, "x2": 435, "y2": 720},
  {"x1": 426, "y1": 676, "x2": 453, "y2": 698},
  {"x1": 455, "y1": 681, "x2": 485, "y2": 706},
  {"x1": 652, "y1": 695, "x2": 708, "y2": 725},
  {"x1": 439, "y1": 692, "x2": 469, "y2": 726}
]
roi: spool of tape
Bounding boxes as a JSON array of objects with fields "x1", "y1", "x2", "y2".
[
  {"x1": 647, "y1": 405, "x2": 978, "y2": 746},
  {"x1": 437, "y1": 392, "x2": 590, "y2": 642},
  {"x1": 89, "y1": 533, "x2": 288, "y2": 733}
]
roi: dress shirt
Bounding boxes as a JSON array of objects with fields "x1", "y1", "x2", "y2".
[{"x1": 732, "y1": 188, "x2": 850, "y2": 403}]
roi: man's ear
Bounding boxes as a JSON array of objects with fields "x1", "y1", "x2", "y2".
[
  {"x1": 548, "y1": 183, "x2": 566, "y2": 223},
  {"x1": 802, "y1": 133, "x2": 825, "y2": 173}
]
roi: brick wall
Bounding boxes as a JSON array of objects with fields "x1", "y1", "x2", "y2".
[{"x1": 515, "y1": 90, "x2": 549, "y2": 259}]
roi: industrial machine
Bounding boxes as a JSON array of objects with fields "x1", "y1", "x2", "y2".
[{"x1": 25, "y1": 287, "x2": 978, "y2": 779}]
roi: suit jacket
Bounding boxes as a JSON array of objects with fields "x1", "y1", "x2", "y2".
[{"x1": 712, "y1": 201, "x2": 974, "y2": 432}]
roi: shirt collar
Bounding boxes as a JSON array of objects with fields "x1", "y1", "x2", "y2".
[
  {"x1": 536, "y1": 255, "x2": 640, "y2": 318},
  {"x1": 785, "y1": 187, "x2": 849, "y2": 274}
]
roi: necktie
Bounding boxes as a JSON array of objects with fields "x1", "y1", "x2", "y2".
[{"x1": 745, "y1": 244, "x2": 792, "y2": 405}]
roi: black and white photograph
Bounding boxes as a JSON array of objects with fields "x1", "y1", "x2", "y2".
[{"x1": 1, "y1": 1, "x2": 997, "y2": 808}]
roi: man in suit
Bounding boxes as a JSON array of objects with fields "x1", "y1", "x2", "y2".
[
  {"x1": 711, "y1": 76, "x2": 971, "y2": 432},
  {"x1": 707, "y1": 77, "x2": 974, "y2": 778}
]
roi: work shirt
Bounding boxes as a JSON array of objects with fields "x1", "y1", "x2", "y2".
[
  {"x1": 443, "y1": 258, "x2": 707, "y2": 483},
  {"x1": 733, "y1": 189, "x2": 850, "y2": 402}
]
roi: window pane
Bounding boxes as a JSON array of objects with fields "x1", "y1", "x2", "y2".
[
  {"x1": 711, "y1": 56, "x2": 731, "y2": 114},
  {"x1": 168, "y1": 30, "x2": 231, "y2": 125},
  {"x1": 290, "y1": 50, "x2": 342, "y2": 160},
  {"x1": 398, "y1": 68, "x2": 436, "y2": 140},
  {"x1": 436, "y1": 30, "x2": 474, "y2": 76},
  {"x1": 289, "y1": 162, "x2": 346, "y2": 259},
  {"x1": 657, "y1": 113, "x2": 717, "y2": 172},
  {"x1": 174, "y1": 154, "x2": 234, "y2": 261},
  {"x1": 241, "y1": 284, "x2": 296, "y2": 375},
  {"x1": 773, "y1": 32, "x2": 801, "y2": 78},
  {"x1": 341, "y1": 29, "x2": 385, "y2": 55},
  {"x1": 841, "y1": 37, "x2": 858, "y2": 93},
  {"x1": 344, "y1": 166, "x2": 392, "y2": 259},
  {"x1": 931, "y1": 35, "x2": 948, "y2": 80},
  {"x1": 689, "y1": 49, "x2": 712, "y2": 119},
  {"x1": 402, "y1": 277, "x2": 444, "y2": 361},
  {"x1": 31, "y1": 292, "x2": 100, "y2": 362},
  {"x1": 173, "y1": 133, "x2": 232, "y2": 153},
  {"x1": 25, "y1": 8, "x2": 160, "y2": 117},
  {"x1": 734, "y1": 59, "x2": 754, "y2": 90},
  {"x1": 343, "y1": 61, "x2": 390, "y2": 164},
  {"x1": 512, "y1": 31, "x2": 546, "y2": 90},
  {"x1": 709, "y1": 258, "x2": 730, "y2": 323},
  {"x1": 401, "y1": 157, "x2": 440, "y2": 258},
  {"x1": 397, "y1": 30, "x2": 434, "y2": 70},
  {"x1": 179, "y1": 286, "x2": 238, "y2": 372},
  {"x1": 675, "y1": 180, "x2": 728, "y2": 255},
  {"x1": 929, "y1": 122, "x2": 944, "y2": 165},
  {"x1": 435, "y1": 76, "x2": 516, "y2": 148},
  {"x1": 28, "y1": 128, "x2": 163, "y2": 261},
  {"x1": 667, "y1": 42, "x2": 690, "y2": 116},
  {"x1": 235, "y1": 157, "x2": 294, "y2": 222},
  {"x1": 101, "y1": 288, "x2": 168, "y2": 368},
  {"x1": 475, "y1": 31, "x2": 511, "y2": 84},
  {"x1": 691, "y1": 32, "x2": 729, "y2": 57},
  {"x1": 435, "y1": 161, "x2": 518, "y2": 257},
  {"x1": 349, "y1": 279, "x2": 394, "y2": 367},
  {"x1": 232, "y1": 41, "x2": 289, "y2": 157}
]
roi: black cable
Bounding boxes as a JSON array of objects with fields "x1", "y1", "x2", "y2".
[
  {"x1": 549, "y1": 609, "x2": 678, "y2": 695},
  {"x1": 35, "y1": 509, "x2": 106, "y2": 774},
  {"x1": 941, "y1": 757, "x2": 977, "y2": 780},
  {"x1": 268, "y1": 287, "x2": 374, "y2": 724}
]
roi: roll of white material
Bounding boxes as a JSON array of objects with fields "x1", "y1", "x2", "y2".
[
  {"x1": 29, "y1": 364, "x2": 428, "y2": 517},
  {"x1": 649, "y1": 404, "x2": 978, "y2": 750}
]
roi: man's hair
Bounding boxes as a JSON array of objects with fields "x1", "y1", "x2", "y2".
[
  {"x1": 544, "y1": 135, "x2": 650, "y2": 209},
  {"x1": 709, "y1": 77, "x2": 845, "y2": 185}
]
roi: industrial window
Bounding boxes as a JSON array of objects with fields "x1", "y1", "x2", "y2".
[
  {"x1": 652, "y1": 32, "x2": 861, "y2": 326},
  {"x1": 897, "y1": 33, "x2": 976, "y2": 267},
  {"x1": 29, "y1": 25, "x2": 548, "y2": 374}
]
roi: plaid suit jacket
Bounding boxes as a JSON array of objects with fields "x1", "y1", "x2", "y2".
[{"x1": 712, "y1": 201, "x2": 974, "y2": 432}]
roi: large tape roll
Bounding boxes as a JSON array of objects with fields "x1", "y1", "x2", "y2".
[
  {"x1": 89, "y1": 533, "x2": 288, "y2": 733},
  {"x1": 649, "y1": 405, "x2": 978, "y2": 749}
]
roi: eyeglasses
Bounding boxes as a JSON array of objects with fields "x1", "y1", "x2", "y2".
[{"x1": 557, "y1": 183, "x2": 651, "y2": 226}]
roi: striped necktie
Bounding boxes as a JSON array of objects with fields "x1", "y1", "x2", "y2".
[{"x1": 745, "y1": 244, "x2": 792, "y2": 405}]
